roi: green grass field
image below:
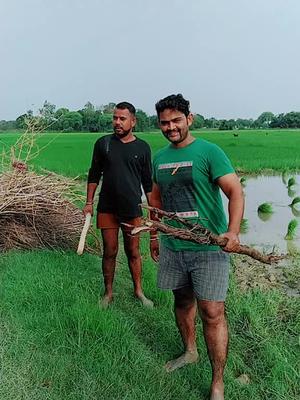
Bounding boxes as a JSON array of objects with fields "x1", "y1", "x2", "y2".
[
  {"x1": 0, "y1": 129, "x2": 299, "y2": 399},
  {"x1": 1, "y1": 129, "x2": 300, "y2": 176},
  {"x1": 0, "y1": 246, "x2": 299, "y2": 400}
]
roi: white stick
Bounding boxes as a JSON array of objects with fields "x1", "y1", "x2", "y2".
[{"x1": 77, "y1": 213, "x2": 92, "y2": 255}]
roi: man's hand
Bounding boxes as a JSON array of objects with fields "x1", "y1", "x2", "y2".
[
  {"x1": 83, "y1": 203, "x2": 94, "y2": 217},
  {"x1": 220, "y1": 231, "x2": 240, "y2": 252},
  {"x1": 150, "y1": 237, "x2": 159, "y2": 262}
]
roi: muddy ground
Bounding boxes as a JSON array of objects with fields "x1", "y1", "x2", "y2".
[{"x1": 232, "y1": 254, "x2": 300, "y2": 297}]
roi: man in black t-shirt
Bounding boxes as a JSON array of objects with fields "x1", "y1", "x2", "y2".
[{"x1": 83, "y1": 102, "x2": 153, "y2": 308}]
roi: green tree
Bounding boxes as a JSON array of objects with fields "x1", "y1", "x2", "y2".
[
  {"x1": 254, "y1": 112, "x2": 274, "y2": 128},
  {"x1": 98, "y1": 113, "x2": 113, "y2": 132},
  {"x1": 101, "y1": 103, "x2": 116, "y2": 114},
  {"x1": 149, "y1": 115, "x2": 159, "y2": 130},
  {"x1": 283, "y1": 112, "x2": 300, "y2": 128},
  {"x1": 39, "y1": 100, "x2": 56, "y2": 129},
  {"x1": 191, "y1": 114, "x2": 205, "y2": 129},
  {"x1": 135, "y1": 109, "x2": 149, "y2": 132},
  {"x1": 0, "y1": 120, "x2": 16, "y2": 131},
  {"x1": 54, "y1": 108, "x2": 69, "y2": 130},
  {"x1": 79, "y1": 102, "x2": 99, "y2": 132},
  {"x1": 60, "y1": 111, "x2": 83, "y2": 132},
  {"x1": 204, "y1": 117, "x2": 219, "y2": 129},
  {"x1": 219, "y1": 119, "x2": 236, "y2": 130},
  {"x1": 236, "y1": 118, "x2": 253, "y2": 129}
]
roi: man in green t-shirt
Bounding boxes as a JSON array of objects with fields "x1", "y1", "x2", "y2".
[{"x1": 150, "y1": 94, "x2": 244, "y2": 400}]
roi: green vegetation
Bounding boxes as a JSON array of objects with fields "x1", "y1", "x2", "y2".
[
  {"x1": 285, "y1": 219, "x2": 299, "y2": 240},
  {"x1": 240, "y1": 177, "x2": 247, "y2": 187},
  {"x1": 1, "y1": 129, "x2": 300, "y2": 176},
  {"x1": 240, "y1": 218, "x2": 249, "y2": 234},
  {"x1": 0, "y1": 128, "x2": 300, "y2": 399},
  {"x1": 287, "y1": 177, "x2": 297, "y2": 188},
  {"x1": 281, "y1": 170, "x2": 289, "y2": 185},
  {"x1": 257, "y1": 203, "x2": 273, "y2": 214},
  {"x1": 290, "y1": 197, "x2": 300, "y2": 207},
  {"x1": 0, "y1": 248, "x2": 299, "y2": 400},
  {"x1": 2, "y1": 100, "x2": 300, "y2": 133}
]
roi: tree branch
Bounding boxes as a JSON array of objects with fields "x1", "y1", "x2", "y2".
[{"x1": 131, "y1": 205, "x2": 285, "y2": 265}]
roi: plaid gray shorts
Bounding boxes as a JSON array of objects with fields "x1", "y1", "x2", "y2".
[{"x1": 158, "y1": 245, "x2": 230, "y2": 301}]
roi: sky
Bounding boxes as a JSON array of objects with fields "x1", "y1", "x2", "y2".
[{"x1": 1, "y1": 0, "x2": 300, "y2": 120}]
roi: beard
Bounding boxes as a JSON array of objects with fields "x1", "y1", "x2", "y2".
[
  {"x1": 113, "y1": 127, "x2": 131, "y2": 138},
  {"x1": 164, "y1": 129, "x2": 188, "y2": 145}
]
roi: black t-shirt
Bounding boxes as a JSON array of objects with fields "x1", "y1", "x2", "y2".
[{"x1": 88, "y1": 134, "x2": 153, "y2": 219}]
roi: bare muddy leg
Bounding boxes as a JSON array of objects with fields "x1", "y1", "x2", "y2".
[
  {"x1": 100, "y1": 228, "x2": 119, "y2": 308},
  {"x1": 166, "y1": 287, "x2": 198, "y2": 372},
  {"x1": 123, "y1": 229, "x2": 153, "y2": 308},
  {"x1": 198, "y1": 300, "x2": 228, "y2": 400}
]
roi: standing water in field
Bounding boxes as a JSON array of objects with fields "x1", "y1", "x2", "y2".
[{"x1": 223, "y1": 174, "x2": 300, "y2": 254}]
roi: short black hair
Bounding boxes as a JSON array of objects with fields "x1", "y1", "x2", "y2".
[
  {"x1": 116, "y1": 101, "x2": 136, "y2": 116},
  {"x1": 155, "y1": 94, "x2": 190, "y2": 117}
]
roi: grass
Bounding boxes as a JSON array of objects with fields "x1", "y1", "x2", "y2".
[
  {"x1": 240, "y1": 176, "x2": 247, "y2": 186},
  {"x1": 1, "y1": 129, "x2": 300, "y2": 177},
  {"x1": 287, "y1": 177, "x2": 297, "y2": 188},
  {"x1": 1, "y1": 128, "x2": 300, "y2": 399},
  {"x1": 285, "y1": 219, "x2": 299, "y2": 240},
  {"x1": 0, "y1": 245, "x2": 299, "y2": 400},
  {"x1": 240, "y1": 218, "x2": 249, "y2": 234},
  {"x1": 290, "y1": 197, "x2": 300, "y2": 207},
  {"x1": 257, "y1": 202, "x2": 273, "y2": 214}
]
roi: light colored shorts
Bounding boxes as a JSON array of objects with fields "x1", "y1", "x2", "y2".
[{"x1": 158, "y1": 245, "x2": 230, "y2": 301}]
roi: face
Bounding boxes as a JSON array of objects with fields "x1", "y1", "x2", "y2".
[
  {"x1": 158, "y1": 109, "x2": 193, "y2": 146},
  {"x1": 113, "y1": 108, "x2": 136, "y2": 138}
]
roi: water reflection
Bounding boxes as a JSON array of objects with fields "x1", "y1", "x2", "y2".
[
  {"x1": 288, "y1": 186, "x2": 297, "y2": 198},
  {"x1": 291, "y1": 206, "x2": 300, "y2": 218},
  {"x1": 223, "y1": 174, "x2": 300, "y2": 254}
]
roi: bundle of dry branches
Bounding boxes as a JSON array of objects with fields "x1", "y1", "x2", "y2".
[
  {"x1": 129, "y1": 206, "x2": 285, "y2": 265},
  {"x1": 0, "y1": 119, "x2": 100, "y2": 253},
  {"x1": 0, "y1": 166, "x2": 99, "y2": 252}
]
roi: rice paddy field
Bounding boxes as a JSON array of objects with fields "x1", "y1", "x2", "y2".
[
  {"x1": 0, "y1": 129, "x2": 299, "y2": 400},
  {"x1": 1, "y1": 129, "x2": 300, "y2": 176}
]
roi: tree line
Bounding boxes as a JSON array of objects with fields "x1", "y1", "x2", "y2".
[{"x1": 1, "y1": 102, "x2": 300, "y2": 132}]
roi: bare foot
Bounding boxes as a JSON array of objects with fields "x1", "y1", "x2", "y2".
[
  {"x1": 99, "y1": 295, "x2": 113, "y2": 309},
  {"x1": 136, "y1": 293, "x2": 154, "y2": 308},
  {"x1": 164, "y1": 350, "x2": 199, "y2": 372},
  {"x1": 210, "y1": 383, "x2": 224, "y2": 400}
]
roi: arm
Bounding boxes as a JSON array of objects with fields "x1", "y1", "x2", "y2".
[
  {"x1": 83, "y1": 140, "x2": 103, "y2": 216},
  {"x1": 149, "y1": 182, "x2": 162, "y2": 262},
  {"x1": 216, "y1": 173, "x2": 244, "y2": 252},
  {"x1": 83, "y1": 183, "x2": 98, "y2": 216}
]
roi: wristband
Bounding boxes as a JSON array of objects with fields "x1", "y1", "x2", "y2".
[{"x1": 86, "y1": 201, "x2": 94, "y2": 205}]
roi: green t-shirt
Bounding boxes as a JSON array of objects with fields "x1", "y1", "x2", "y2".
[{"x1": 153, "y1": 138, "x2": 235, "y2": 251}]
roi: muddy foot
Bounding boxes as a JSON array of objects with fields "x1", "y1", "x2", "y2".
[
  {"x1": 210, "y1": 392, "x2": 224, "y2": 400},
  {"x1": 210, "y1": 383, "x2": 224, "y2": 400},
  {"x1": 136, "y1": 293, "x2": 154, "y2": 308},
  {"x1": 99, "y1": 295, "x2": 113, "y2": 309},
  {"x1": 165, "y1": 350, "x2": 199, "y2": 372}
]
